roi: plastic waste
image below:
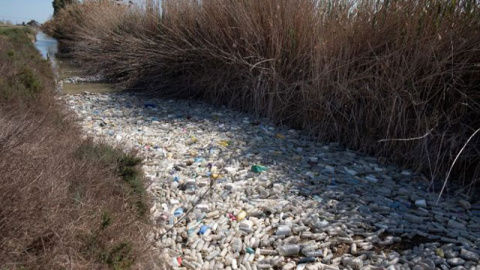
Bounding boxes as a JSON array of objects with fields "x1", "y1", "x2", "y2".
[
  {"x1": 276, "y1": 225, "x2": 292, "y2": 236},
  {"x1": 251, "y1": 165, "x2": 268, "y2": 173},
  {"x1": 231, "y1": 238, "x2": 242, "y2": 253},
  {"x1": 174, "y1": 208, "x2": 184, "y2": 217},
  {"x1": 185, "y1": 179, "x2": 197, "y2": 193},
  {"x1": 275, "y1": 133, "x2": 285, "y2": 139},
  {"x1": 144, "y1": 102, "x2": 156, "y2": 108},
  {"x1": 206, "y1": 250, "x2": 219, "y2": 260},
  {"x1": 277, "y1": 244, "x2": 300, "y2": 256},
  {"x1": 185, "y1": 136, "x2": 198, "y2": 146},
  {"x1": 171, "y1": 257, "x2": 180, "y2": 267},
  {"x1": 210, "y1": 172, "x2": 222, "y2": 180},
  {"x1": 194, "y1": 157, "x2": 205, "y2": 163},
  {"x1": 219, "y1": 140, "x2": 232, "y2": 147},
  {"x1": 198, "y1": 225, "x2": 209, "y2": 235},
  {"x1": 236, "y1": 210, "x2": 247, "y2": 221},
  {"x1": 246, "y1": 247, "x2": 255, "y2": 254},
  {"x1": 303, "y1": 250, "x2": 323, "y2": 257},
  {"x1": 298, "y1": 257, "x2": 316, "y2": 263}
]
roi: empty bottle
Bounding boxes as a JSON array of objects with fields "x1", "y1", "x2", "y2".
[
  {"x1": 277, "y1": 244, "x2": 300, "y2": 256},
  {"x1": 276, "y1": 225, "x2": 292, "y2": 236},
  {"x1": 231, "y1": 237, "x2": 242, "y2": 253}
]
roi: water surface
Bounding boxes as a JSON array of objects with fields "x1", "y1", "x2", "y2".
[{"x1": 34, "y1": 31, "x2": 58, "y2": 60}]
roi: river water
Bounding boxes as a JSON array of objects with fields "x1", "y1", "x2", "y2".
[
  {"x1": 34, "y1": 31, "x2": 58, "y2": 60},
  {"x1": 33, "y1": 31, "x2": 118, "y2": 94}
]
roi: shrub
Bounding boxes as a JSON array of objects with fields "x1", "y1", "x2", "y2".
[{"x1": 0, "y1": 26, "x2": 156, "y2": 269}]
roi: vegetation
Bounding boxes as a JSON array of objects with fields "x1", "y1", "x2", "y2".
[
  {"x1": 0, "y1": 26, "x2": 156, "y2": 269},
  {"x1": 53, "y1": 0, "x2": 76, "y2": 16},
  {"x1": 44, "y1": 0, "x2": 480, "y2": 192}
]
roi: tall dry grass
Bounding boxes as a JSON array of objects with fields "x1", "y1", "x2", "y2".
[
  {"x1": 46, "y1": 0, "x2": 480, "y2": 192},
  {"x1": 0, "y1": 27, "x2": 158, "y2": 269}
]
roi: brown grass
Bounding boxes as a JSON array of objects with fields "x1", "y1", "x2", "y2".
[
  {"x1": 45, "y1": 0, "x2": 480, "y2": 192},
  {"x1": 0, "y1": 27, "x2": 158, "y2": 269}
]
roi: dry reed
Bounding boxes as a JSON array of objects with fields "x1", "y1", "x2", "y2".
[{"x1": 46, "y1": 0, "x2": 480, "y2": 193}]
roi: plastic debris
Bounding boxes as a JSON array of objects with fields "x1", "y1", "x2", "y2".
[
  {"x1": 64, "y1": 93, "x2": 480, "y2": 270},
  {"x1": 174, "y1": 207, "x2": 184, "y2": 217},
  {"x1": 236, "y1": 210, "x2": 247, "y2": 221},
  {"x1": 198, "y1": 225, "x2": 209, "y2": 235},
  {"x1": 251, "y1": 165, "x2": 268, "y2": 173}
]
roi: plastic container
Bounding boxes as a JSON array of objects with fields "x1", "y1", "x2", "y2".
[
  {"x1": 198, "y1": 225, "x2": 209, "y2": 235},
  {"x1": 174, "y1": 208, "x2": 184, "y2": 217},
  {"x1": 299, "y1": 257, "x2": 316, "y2": 263},
  {"x1": 231, "y1": 237, "x2": 242, "y2": 253},
  {"x1": 304, "y1": 250, "x2": 323, "y2": 257},
  {"x1": 276, "y1": 225, "x2": 292, "y2": 236},
  {"x1": 236, "y1": 210, "x2": 247, "y2": 221},
  {"x1": 277, "y1": 244, "x2": 300, "y2": 256},
  {"x1": 251, "y1": 165, "x2": 268, "y2": 173}
]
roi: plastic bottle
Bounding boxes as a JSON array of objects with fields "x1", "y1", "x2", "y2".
[
  {"x1": 251, "y1": 165, "x2": 268, "y2": 173},
  {"x1": 276, "y1": 225, "x2": 291, "y2": 236},
  {"x1": 231, "y1": 237, "x2": 242, "y2": 253},
  {"x1": 198, "y1": 225, "x2": 209, "y2": 235},
  {"x1": 277, "y1": 244, "x2": 300, "y2": 256},
  {"x1": 174, "y1": 208, "x2": 184, "y2": 217},
  {"x1": 236, "y1": 210, "x2": 247, "y2": 221},
  {"x1": 304, "y1": 250, "x2": 323, "y2": 257}
]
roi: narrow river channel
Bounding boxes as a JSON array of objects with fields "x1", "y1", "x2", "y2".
[{"x1": 34, "y1": 31, "x2": 118, "y2": 94}]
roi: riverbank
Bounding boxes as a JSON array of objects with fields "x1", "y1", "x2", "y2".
[{"x1": 0, "y1": 26, "x2": 157, "y2": 269}]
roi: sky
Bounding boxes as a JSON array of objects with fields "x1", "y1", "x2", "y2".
[{"x1": 0, "y1": 0, "x2": 54, "y2": 24}]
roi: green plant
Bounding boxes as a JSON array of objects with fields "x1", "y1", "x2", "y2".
[
  {"x1": 103, "y1": 242, "x2": 134, "y2": 270},
  {"x1": 53, "y1": 0, "x2": 77, "y2": 16}
]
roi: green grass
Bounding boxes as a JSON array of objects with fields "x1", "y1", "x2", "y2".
[
  {"x1": 82, "y1": 211, "x2": 135, "y2": 270},
  {"x1": 75, "y1": 142, "x2": 148, "y2": 216},
  {"x1": 0, "y1": 26, "x2": 53, "y2": 104}
]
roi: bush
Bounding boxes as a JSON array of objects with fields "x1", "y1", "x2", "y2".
[
  {"x1": 0, "y1": 26, "x2": 156, "y2": 269},
  {"x1": 48, "y1": 0, "x2": 480, "y2": 191}
]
